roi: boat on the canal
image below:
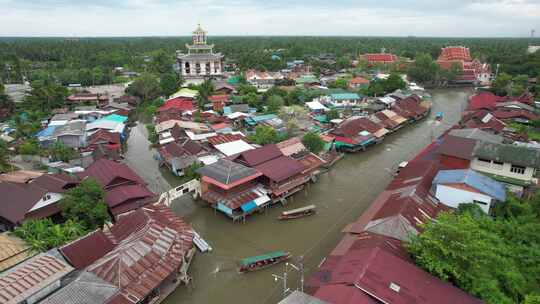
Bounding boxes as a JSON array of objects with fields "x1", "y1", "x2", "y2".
[
  {"x1": 278, "y1": 205, "x2": 317, "y2": 220},
  {"x1": 238, "y1": 251, "x2": 291, "y2": 273}
]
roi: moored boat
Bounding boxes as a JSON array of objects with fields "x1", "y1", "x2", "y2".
[
  {"x1": 278, "y1": 205, "x2": 317, "y2": 220},
  {"x1": 238, "y1": 251, "x2": 291, "y2": 273}
]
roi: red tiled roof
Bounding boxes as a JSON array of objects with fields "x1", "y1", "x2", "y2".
[
  {"x1": 349, "y1": 76, "x2": 370, "y2": 85},
  {"x1": 87, "y1": 204, "x2": 193, "y2": 303},
  {"x1": 460, "y1": 110, "x2": 506, "y2": 133},
  {"x1": 208, "y1": 133, "x2": 245, "y2": 146},
  {"x1": 438, "y1": 46, "x2": 472, "y2": 61},
  {"x1": 255, "y1": 156, "x2": 305, "y2": 182},
  {"x1": 158, "y1": 97, "x2": 194, "y2": 113},
  {"x1": 78, "y1": 159, "x2": 145, "y2": 189},
  {"x1": 234, "y1": 144, "x2": 283, "y2": 167},
  {"x1": 60, "y1": 230, "x2": 115, "y2": 270},
  {"x1": 362, "y1": 53, "x2": 398, "y2": 63}
]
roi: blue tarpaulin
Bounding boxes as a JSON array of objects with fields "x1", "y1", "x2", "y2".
[
  {"x1": 217, "y1": 202, "x2": 233, "y2": 216},
  {"x1": 102, "y1": 114, "x2": 128, "y2": 123},
  {"x1": 240, "y1": 201, "x2": 257, "y2": 213},
  {"x1": 36, "y1": 126, "x2": 57, "y2": 139}
]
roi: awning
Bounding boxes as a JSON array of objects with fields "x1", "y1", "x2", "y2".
[
  {"x1": 253, "y1": 195, "x2": 271, "y2": 206},
  {"x1": 240, "y1": 201, "x2": 258, "y2": 213},
  {"x1": 217, "y1": 202, "x2": 233, "y2": 216}
]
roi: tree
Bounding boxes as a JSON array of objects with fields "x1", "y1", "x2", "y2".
[
  {"x1": 237, "y1": 83, "x2": 258, "y2": 96},
  {"x1": 151, "y1": 49, "x2": 174, "y2": 74},
  {"x1": 60, "y1": 178, "x2": 110, "y2": 230},
  {"x1": 127, "y1": 73, "x2": 161, "y2": 101},
  {"x1": 248, "y1": 125, "x2": 279, "y2": 145},
  {"x1": 382, "y1": 73, "x2": 406, "y2": 92},
  {"x1": 13, "y1": 218, "x2": 85, "y2": 252},
  {"x1": 160, "y1": 72, "x2": 182, "y2": 97},
  {"x1": 266, "y1": 95, "x2": 284, "y2": 113},
  {"x1": 146, "y1": 123, "x2": 158, "y2": 144},
  {"x1": 24, "y1": 76, "x2": 69, "y2": 113},
  {"x1": 18, "y1": 139, "x2": 40, "y2": 155},
  {"x1": 407, "y1": 53, "x2": 440, "y2": 84},
  {"x1": 302, "y1": 132, "x2": 325, "y2": 154},
  {"x1": 327, "y1": 108, "x2": 339, "y2": 120},
  {"x1": 0, "y1": 140, "x2": 10, "y2": 172},
  {"x1": 48, "y1": 142, "x2": 76, "y2": 162},
  {"x1": 196, "y1": 79, "x2": 214, "y2": 111},
  {"x1": 491, "y1": 73, "x2": 512, "y2": 96},
  {"x1": 0, "y1": 82, "x2": 15, "y2": 119},
  {"x1": 329, "y1": 78, "x2": 349, "y2": 90},
  {"x1": 407, "y1": 193, "x2": 540, "y2": 304}
]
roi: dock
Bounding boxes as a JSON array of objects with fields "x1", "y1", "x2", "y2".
[{"x1": 193, "y1": 230, "x2": 212, "y2": 252}]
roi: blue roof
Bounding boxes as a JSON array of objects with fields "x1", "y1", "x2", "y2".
[
  {"x1": 331, "y1": 93, "x2": 361, "y2": 100},
  {"x1": 240, "y1": 201, "x2": 258, "y2": 213},
  {"x1": 433, "y1": 169, "x2": 506, "y2": 201},
  {"x1": 102, "y1": 114, "x2": 128, "y2": 123},
  {"x1": 244, "y1": 114, "x2": 278, "y2": 125},
  {"x1": 36, "y1": 126, "x2": 57, "y2": 138}
]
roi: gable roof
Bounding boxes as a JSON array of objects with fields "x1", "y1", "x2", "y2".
[
  {"x1": 214, "y1": 140, "x2": 254, "y2": 157},
  {"x1": 255, "y1": 156, "x2": 305, "y2": 182},
  {"x1": 0, "y1": 233, "x2": 34, "y2": 272},
  {"x1": 85, "y1": 204, "x2": 193, "y2": 304},
  {"x1": 0, "y1": 250, "x2": 74, "y2": 304},
  {"x1": 40, "y1": 272, "x2": 118, "y2": 304},
  {"x1": 433, "y1": 169, "x2": 506, "y2": 201},
  {"x1": 235, "y1": 144, "x2": 283, "y2": 167},
  {"x1": 197, "y1": 159, "x2": 261, "y2": 188},
  {"x1": 60, "y1": 230, "x2": 115, "y2": 270},
  {"x1": 473, "y1": 142, "x2": 540, "y2": 168},
  {"x1": 104, "y1": 184, "x2": 155, "y2": 209},
  {"x1": 276, "y1": 137, "x2": 307, "y2": 157},
  {"x1": 437, "y1": 135, "x2": 477, "y2": 160},
  {"x1": 88, "y1": 129, "x2": 121, "y2": 146},
  {"x1": 31, "y1": 173, "x2": 79, "y2": 194},
  {"x1": 448, "y1": 128, "x2": 504, "y2": 144},
  {"x1": 78, "y1": 159, "x2": 145, "y2": 188},
  {"x1": 0, "y1": 182, "x2": 47, "y2": 225}
]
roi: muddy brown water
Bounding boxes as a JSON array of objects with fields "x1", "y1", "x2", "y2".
[{"x1": 124, "y1": 88, "x2": 472, "y2": 304}]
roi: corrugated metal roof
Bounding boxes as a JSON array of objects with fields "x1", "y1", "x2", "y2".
[
  {"x1": 0, "y1": 233, "x2": 35, "y2": 272},
  {"x1": 433, "y1": 169, "x2": 507, "y2": 201},
  {"x1": 40, "y1": 272, "x2": 118, "y2": 304},
  {"x1": 0, "y1": 251, "x2": 73, "y2": 304}
]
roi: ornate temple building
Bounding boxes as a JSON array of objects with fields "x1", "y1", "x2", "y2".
[
  {"x1": 437, "y1": 46, "x2": 491, "y2": 85},
  {"x1": 177, "y1": 24, "x2": 224, "y2": 83}
]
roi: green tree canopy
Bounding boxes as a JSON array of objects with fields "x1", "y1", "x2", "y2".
[
  {"x1": 407, "y1": 53, "x2": 440, "y2": 84},
  {"x1": 24, "y1": 76, "x2": 69, "y2": 113},
  {"x1": 48, "y1": 142, "x2": 76, "y2": 162},
  {"x1": 248, "y1": 125, "x2": 280, "y2": 145},
  {"x1": 13, "y1": 218, "x2": 86, "y2": 252},
  {"x1": 127, "y1": 73, "x2": 161, "y2": 101},
  {"x1": 408, "y1": 193, "x2": 540, "y2": 304},
  {"x1": 18, "y1": 139, "x2": 40, "y2": 155},
  {"x1": 302, "y1": 132, "x2": 325, "y2": 154},
  {"x1": 160, "y1": 72, "x2": 182, "y2": 97},
  {"x1": 491, "y1": 73, "x2": 512, "y2": 96},
  {"x1": 266, "y1": 95, "x2": 284, "y2": 113},
  {"x1": 60, "y1": 178, "x2": 110, "y2": 230}
]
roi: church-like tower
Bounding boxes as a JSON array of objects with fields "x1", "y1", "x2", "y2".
[{"x1": 177, "y1": 24, "x2": 224, "y2": 82}]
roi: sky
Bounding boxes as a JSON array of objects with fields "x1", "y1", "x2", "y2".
[{"x1": 1, "y1": 0, "x2": 539, "y2": 37}]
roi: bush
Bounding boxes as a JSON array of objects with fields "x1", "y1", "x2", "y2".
[{"x1": 302, "y1": 132, "x2": 325, "y2": 154}]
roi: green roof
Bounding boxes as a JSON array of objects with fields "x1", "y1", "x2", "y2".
[
  {"x1": 228, "y1": 76, "x2": 241, "y2": 85},
  {"x1": 331, "y1": 93, "x2": 361, "y2": 100},
  {"x1": 295, "y1": 75, "x2": 319, "y2": 84},
  {"x1": 473, "y1": 142, "x2": 540, "y2": 169},
  {"x1": 239, "y1": 251, "x2": 287, "y2": 266}
]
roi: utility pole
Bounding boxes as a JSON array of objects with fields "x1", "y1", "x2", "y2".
[
  {"x1": 287, "y1": 256, "x2": 305, "y2": 293},
  {"x1": 272, "y1": 271, "x2": 288, "y2": 298}
]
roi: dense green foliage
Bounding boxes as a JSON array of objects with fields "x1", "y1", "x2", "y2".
[
  {"x1": 0, "y1": 140, "x2": 10, "y2": 172},
  {"x1": 48, "y1": 142, "x2": 76, "y2": 162},
  {"x1": 60, "y1": 178, "x2": 110, "y2": 231},
  {"x1": 408, "y1": 195, "x2": 540, "y2": 304},
  {"x1": 302, "y1": 132, "x2": 325, "y2": 154},
  {"x1": 13, "y1": 218, "x2": 85, "y2": 252},
  {"x1": 248, "y1": 125, "x2": 284, "y2": 145}
]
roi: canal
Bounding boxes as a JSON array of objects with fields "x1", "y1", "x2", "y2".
[{"x1": 125, "y1": 88, "x2": 472, "y2": 304}]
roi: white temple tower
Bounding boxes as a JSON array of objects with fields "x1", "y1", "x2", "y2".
[{"x1": 177, "y1": 24, "x2": 224, "y2": 83}]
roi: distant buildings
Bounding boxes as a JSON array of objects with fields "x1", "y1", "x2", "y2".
[
  {"x1": 360, "y1": 53, "x2": 398, "y2": 65},
  {"x1": 437, "y1": 46, "x2": 491, "y2": 85},
  {"x1": 177, "y1": 24, "x2": 224, "y2": 83}
]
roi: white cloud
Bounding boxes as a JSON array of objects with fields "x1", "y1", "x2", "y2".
[{"x1": 0, "y1": 0, "x2": 539, "y2": 36}]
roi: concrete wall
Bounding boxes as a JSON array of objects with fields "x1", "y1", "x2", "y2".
[
  {"x1": 435, "y1": 184, "x2": 492, "y2": 214},
  {"x1": 471, "y1": 157, "x2": 535, "y2": 183}
]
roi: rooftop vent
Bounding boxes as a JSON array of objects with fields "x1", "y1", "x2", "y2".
[{"x1": 389, "y1": 282, "x2": 401, "y2": 293}]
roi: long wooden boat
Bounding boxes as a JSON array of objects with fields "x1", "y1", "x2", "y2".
[
  {"x1": 238, "y1": 251, "x2": 291, "y2": 273},
  {"x1": 278, "y1": 205, "x2": 317, "y2": 220}
]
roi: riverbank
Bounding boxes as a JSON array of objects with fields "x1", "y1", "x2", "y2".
[{"x1": 124, "y1": 88, "x2": 472, "y2": 304}]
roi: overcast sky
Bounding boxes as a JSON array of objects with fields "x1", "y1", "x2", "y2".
[{"x1": 1, "y1": 0, "x2": 539, "y2": 37}]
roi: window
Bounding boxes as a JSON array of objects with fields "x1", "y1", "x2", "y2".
[
  {"x1": 493, "y1": 161, "x2": 503, "y2": 166},
  {"x1": 510, "y1": 165, "x2": 526, "y2": 175},
  {"x1": 473, "y1": 200, "x2": 488, "y2": 206},
  {"x1": 478, "y1": 158, "x2": 491, "y2": 164}
]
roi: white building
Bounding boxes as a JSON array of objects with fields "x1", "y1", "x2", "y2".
[
  {"x1": 177, "y1": 24, "x2": 224, "y2": 83},
  {"x1": 432, "y1": 169, "x2": 506, "y2": 214}
]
